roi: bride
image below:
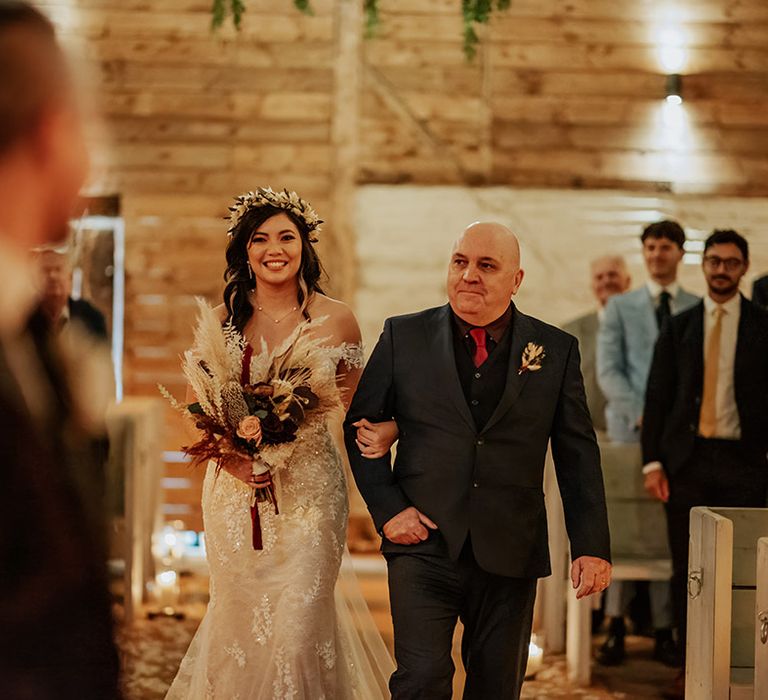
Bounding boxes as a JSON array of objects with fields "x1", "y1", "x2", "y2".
[{"x1": 166, "y1": 188, "x2": 395, "y2": 699}]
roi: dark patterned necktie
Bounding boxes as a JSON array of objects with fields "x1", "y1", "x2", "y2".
[
  {"x1": 656, "y1": 290, "x2": 672, "y2": 328},
  {"x1": 469, "y1": 328, "x2": 488, "y2": 367}
]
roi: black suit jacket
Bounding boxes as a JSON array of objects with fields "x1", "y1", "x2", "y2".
[
  {"x1": 642, "y1": 296, "x2": 768, "y2": 476},
  {"x1": 753, "y1": 275, "x2": 768, "y2": 309},
  {"x1": 68, "y1": 297, "x2": 108, "y2": 340},
  {"x1": 0, "y1": 310, "x2": 119, "y2": 698},
  {"x1": 344, "y1": 304, "x2": 611, "y2": 578}
]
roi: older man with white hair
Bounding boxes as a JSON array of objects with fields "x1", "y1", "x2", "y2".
[{"x1": 564, "y1": 255, "x2": 631, "y2": 433}]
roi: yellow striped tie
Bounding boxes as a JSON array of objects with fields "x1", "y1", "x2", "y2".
[{"x1": 698, "y1": 306, "x2": 724, "y2": 437}]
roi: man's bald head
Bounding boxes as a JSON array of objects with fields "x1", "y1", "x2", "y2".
[
  {"x1": 447, "y1": 221, "x2": 525, "y2": 326},
  {"x1": 453, "y1": 221, "x2": 521, "y2": 269}
]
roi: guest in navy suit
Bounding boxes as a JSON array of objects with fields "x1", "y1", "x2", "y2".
[{"x1": 643, "y1": 229, "x2": 768, "y2": 700}]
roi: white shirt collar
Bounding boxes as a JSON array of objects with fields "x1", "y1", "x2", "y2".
[
  {"x1": 0, "y1": 237, "x2": 41, "y2": 338},
  {"x1": 704, "y1": 292, "x2": 741, "y2": 316},
  {"x1": 646, "y1": 279, "x2": 680, "y2": 300}
]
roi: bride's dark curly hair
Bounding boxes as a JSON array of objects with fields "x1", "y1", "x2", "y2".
[{"x1": 223, "y1": 204, "x2": 326, "y2": 333}]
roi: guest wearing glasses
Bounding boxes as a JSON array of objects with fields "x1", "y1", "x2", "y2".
[{"x1": 642, "y1": 229, "x2": 768, "y2": 699}]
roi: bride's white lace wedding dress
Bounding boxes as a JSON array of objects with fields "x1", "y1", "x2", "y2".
[{"x1": 166, "y1": 343, "x2": 393, "y2": 699}]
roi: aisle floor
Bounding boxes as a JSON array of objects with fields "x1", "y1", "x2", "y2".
[{"x1": 116, "y1": 563, "x2": 678, "y2": 699}]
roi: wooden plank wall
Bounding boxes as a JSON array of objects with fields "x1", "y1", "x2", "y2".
[
  {"x1": 35, "y1": 0, "x2": 768, "y2": 527},
  {"x1": 38, "y1": 0, "x2": 346, "y2": 528},
  {"x1": 360, "y1": 0, "x2": 768, "y2": 193},
  {"x1": 40, "y1": 0, "x2": 345, "y2": 399}
]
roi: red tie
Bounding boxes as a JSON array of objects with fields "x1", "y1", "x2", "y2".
[{"x1": 469, "y1": 328, "x2": 488, "y2": 368}]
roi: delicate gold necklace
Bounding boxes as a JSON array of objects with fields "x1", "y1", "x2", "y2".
[{"x1": 255, "y1": 300, "x2": 298, "y2": 324}]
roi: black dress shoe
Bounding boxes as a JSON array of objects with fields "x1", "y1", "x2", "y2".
[
  {"x1": 596, "y1": 632, "x2": 625, "y2": 666},
  {"x1": 591, "y1": 607, "x2": 606, "y2": 634},
  {"x1": 653, "y1": 629, "x2": 682, "y2": 667}
]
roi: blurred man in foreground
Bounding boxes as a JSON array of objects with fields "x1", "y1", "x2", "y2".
[{"x1": 0, "y1": 2, "x2": 119, "y2": 697}]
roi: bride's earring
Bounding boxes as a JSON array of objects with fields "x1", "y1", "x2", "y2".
[{"x1": 247, "y1": 262, "x2": 254, "y2": 281}]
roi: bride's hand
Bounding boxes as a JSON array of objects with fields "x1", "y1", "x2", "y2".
[
  {"x1": 218, "y1": 453, "x2": 257, "y2": 485},
  {"x1": 353, "y1": 419, "x2": 399, "y2": 459}
]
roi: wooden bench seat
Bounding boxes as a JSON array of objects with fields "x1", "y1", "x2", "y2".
[{"x1": 687, "y1": 507, "x2": 768, "y2": 700}]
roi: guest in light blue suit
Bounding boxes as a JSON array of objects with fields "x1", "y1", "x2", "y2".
[{"x1": 596, "y1": 220, "x2": 699, "y2": 667}]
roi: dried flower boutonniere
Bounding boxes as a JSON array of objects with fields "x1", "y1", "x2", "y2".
[{"x1": 518, "y1": 342, "x2": 545, "y2": 375}]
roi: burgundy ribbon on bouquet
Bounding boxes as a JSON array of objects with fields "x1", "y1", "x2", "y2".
[
  {"x1": 242, "y1": 341, "x2": 273, "y2": 549},
  {"x1": 241, "y1": 343, "x2": 253, "y2": 385},
  {"x1": 250, "y1": 472, "x2": 279, "y2": 550}
]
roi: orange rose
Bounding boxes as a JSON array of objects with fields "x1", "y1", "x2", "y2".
[{"x1": 237, "y1": 415, "x2": 262, "y2": 444}]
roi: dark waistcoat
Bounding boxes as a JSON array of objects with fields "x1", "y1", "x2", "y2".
[{"x1": 453, "y1": 325, "x2": 512, "y2": 431}]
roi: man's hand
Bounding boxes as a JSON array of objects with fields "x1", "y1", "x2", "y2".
[
  {"x1": 644, "y1": 469, "x2": 669, "y2": 502},
  {"x1": 571, "y1": 556, "x2": 612, "y2": 599},
  {"x1": 382, "y1": 506, "x2": 438, "y2": 545},
  {"x1": 353, "y1": 418, "x2": 399, "y2": 459}
]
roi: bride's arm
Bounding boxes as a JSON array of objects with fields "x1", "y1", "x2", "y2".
[
  {"x1": 330, "y1": 303, "x2": 400, "y2": 456},
  {"x1": 329, "y1": 301, "x2": 365, "y2": 412}
]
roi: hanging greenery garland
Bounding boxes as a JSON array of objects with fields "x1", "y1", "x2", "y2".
[
  {"x1": 363, "y1": 0, "x2": 379, "y2": 38},
  {"x1": 462, "y1": 0, "x2": 509, "y2": 59},
  {"x1": 210, "y1": 0, "x2": 508, "y2": 59},
  {"x1": 211, "y1": 0, "x2": 246, "y2": 29}
]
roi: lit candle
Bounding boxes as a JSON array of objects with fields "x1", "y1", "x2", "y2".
[
  {"x1": 155, "y1": 569, "x2": 179, "y2": 610},
  {"x1": 525, "y1": 639, "x2": 544, "y2": 678}
]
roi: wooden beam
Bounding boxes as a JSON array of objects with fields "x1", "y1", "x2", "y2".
[{"x1": 329, "y1": 0, "x2": 363, "y2": 300}]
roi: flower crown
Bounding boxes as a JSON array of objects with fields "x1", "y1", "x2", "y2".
[{"x1": 226, "y1": 188, "x2": 323, "y2": 240}]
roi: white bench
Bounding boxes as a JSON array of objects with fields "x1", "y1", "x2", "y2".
[
  {"x1": 565, "y1": 440, "x2": 671, "y2": 685},
  {"x1": 106, "y1": 398, "x2": 165, "y2": 621},
  {"x1": 687, "y1": 507, "x2": 768, "y2": 699}
]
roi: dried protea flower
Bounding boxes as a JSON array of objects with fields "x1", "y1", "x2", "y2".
[{"x1": 221, "y1": 380, "x2": 249, "y2": 429}]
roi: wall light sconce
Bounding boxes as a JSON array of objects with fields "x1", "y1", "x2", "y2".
[{"x1": 665, "y1": 74, "x2": 683, "y2": 105}]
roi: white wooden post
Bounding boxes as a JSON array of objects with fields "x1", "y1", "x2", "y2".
[
  {"x1": 106, "y1": 398, "x2": 164, "y2": 622},
  {"x1": 686, "y1": 507, "x2": 734, "y2": 700},
  {"x1": 541, "y1": 448, "x2": 567, "y2": 654},
  {"x1": 755, "y1": 537, "x2": 768, "y2": 699},
  {"x1": 566, "y1": 588, "x2": 592, "y2": 686},
  {"x1": 329, "y1": 0, "x2": 361, "y2": 301}
]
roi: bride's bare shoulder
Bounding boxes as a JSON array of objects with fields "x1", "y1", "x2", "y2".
[
  {"x1": 310, "y1": 293, "x2": 353, "y2": 317},
  {"x1": 310, "y1": 294, "x2": 360, "y2": 343}
]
